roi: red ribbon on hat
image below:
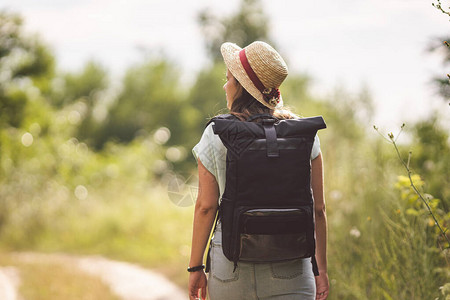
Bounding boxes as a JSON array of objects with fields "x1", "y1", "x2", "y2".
[{"x1": 239, "y1": 49, "x2": 280, "y2": 105}]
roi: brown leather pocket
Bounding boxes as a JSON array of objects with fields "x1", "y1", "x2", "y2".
[{"x1": 238, "y1": 208, "x2": 311, "y2": 262}]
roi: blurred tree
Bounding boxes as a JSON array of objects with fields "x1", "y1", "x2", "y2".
[
  {"x1": 50, "y1": 61, "x2": 108, "y2": 108},
  {"x1": 0, "y1": 11, "x2": 58, "y2": 233},
  {"x1": 184, "y1": 62, "x2": 227, "y2": 149},
  {"x1": 95, "y1": 58, "x2": 186, "y2": 149},
  {"x1": 0, "y1": 10, "x2": 54, "y2": 128},
  {"x1": 49, "y1": 61, "x2": 109, "y2": 145},
  {"x1": 428, "y1": 37, "x2": 450, "y2": 100},
  {"x1": 198, "y1": 0, "x2": 275, "y2": 62}
]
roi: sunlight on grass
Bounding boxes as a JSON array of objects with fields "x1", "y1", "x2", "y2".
[
  {"x1": 0, "y1": 253, "x2": 119, "y2": 300},
  {"x1": 0, "y1": 182, "x2": 194, "y2": 291}
]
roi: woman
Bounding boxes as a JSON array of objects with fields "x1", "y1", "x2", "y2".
[{"x1": 188, "y1": 41, "x2": 329, "y2": 300}]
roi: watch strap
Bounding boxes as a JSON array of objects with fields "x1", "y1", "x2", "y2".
[{"x1": 187, "y1": 264, "x2": 205, "y2": 272}]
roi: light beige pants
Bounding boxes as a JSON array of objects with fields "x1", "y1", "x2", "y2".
[{"x1": 208, "y1": 223, "x2": 316, "y2": 300}]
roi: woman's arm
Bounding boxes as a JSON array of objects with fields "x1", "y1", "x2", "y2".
[
  {"x1": 188, "y1": 159, "x2": 219, "y2": 300},
  {"x1": 311, "y1": 152, "x2": 329, "y2": 299}
]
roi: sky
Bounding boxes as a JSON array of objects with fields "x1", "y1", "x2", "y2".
[{"x1": 2, "y1": 0, "x2": 449, "y2": 130}]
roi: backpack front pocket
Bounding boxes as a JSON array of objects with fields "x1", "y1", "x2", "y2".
[{"x1": 238, "y1": 208, "x2": 313, "y2": 262}]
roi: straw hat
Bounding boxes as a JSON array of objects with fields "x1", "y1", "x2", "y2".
[{"x1": 221, "y1": 41, "x2": 288, "y2": 109}]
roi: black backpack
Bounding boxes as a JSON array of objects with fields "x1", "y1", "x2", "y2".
[{"x1": 206, "y1": 113, "x2": 326, "y2": 276}]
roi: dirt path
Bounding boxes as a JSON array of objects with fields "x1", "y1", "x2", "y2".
[
  {"x1": 0, "y1": 267, "x2": 20, "y2": 300},
  {"x1": 8, "y1": 253, "x2": 186, "y2": 300}
]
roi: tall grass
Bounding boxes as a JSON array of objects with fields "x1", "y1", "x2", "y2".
[{"x1": 323, "y1": 126, "x2": 449, "y2": 299}]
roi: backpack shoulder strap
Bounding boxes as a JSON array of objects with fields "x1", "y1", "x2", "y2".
[{"x1": 262, "y1": 118, "x2": 279, "y2": 157}]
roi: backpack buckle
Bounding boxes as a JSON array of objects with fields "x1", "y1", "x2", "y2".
[{"x1": 262, "y1": 118, "x2": 276, "y2": 125}]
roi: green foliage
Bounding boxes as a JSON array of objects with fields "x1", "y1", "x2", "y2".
[
  {"x1": 428, "y1": 37, "x2": 450, "y2": 99},
  {"x1": 95, "y1": 59, "x2": 186, "y2": 149},
  {"x1": 408, "y1": 117, "x2": 450, "y2": 207},
  {"x1": 396, "y1": 175, "x2": 449, "y2": 247},
  {"x1": 0, "y1": 11, "x2": 54, "y2": 80},
  {"x1": 184, "y1": 62, "x2": 228, "y2": 151},
  {"x1": 0, "y1": 91, "x2": 192, "y2": 259},
  {"x1": 0, "y1": 11, "x2": 55, "y2": 129},
  {"x1": 198, "y1": 0, "x2": 274, "y2": 61},
  {"x1": 308, "y1": 88, "x2": 448, "y2": 299},
  {"x1": 0, "y1": 87, "x2": 28, "y2": 128},
  {"x1": 50, "y1": 61, "x2": 108, "y2": 108},
  {"x1": 279, "y1": 74, "x2": 312, "y2": 111},
  {"x1": 327, "y1": 165, "x2": 449, "y2": 300},
  {"x1": 50, "y1": 61, "x2": 110, "y2": 146}
]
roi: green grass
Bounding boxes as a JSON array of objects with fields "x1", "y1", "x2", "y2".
[
  {"x1": 0, "y1": 182, "x2": 194, "y2": 291},
  {"x1": 0, "y1": 253, "x2": 119, "y2": 300}
]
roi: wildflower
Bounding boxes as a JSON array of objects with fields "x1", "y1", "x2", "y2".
[{"x1": 349, "y1": 227, "x2": 361, "y2": 238}]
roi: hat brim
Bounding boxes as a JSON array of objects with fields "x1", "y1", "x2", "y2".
[{"x1": 221, "y1": 42, "x2": 283, "y2": 109}]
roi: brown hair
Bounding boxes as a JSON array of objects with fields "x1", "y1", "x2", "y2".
[{"x1": 229, "y1": 81, "x2": 296, "y2": 122}]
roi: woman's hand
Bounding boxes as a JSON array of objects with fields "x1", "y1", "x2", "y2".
[
  {"x1": 315, "y1": 271, "x2": 329, "y2": 300},
  {"x1": 188, "y1": 271, "x2": 207, "y2": 300}
]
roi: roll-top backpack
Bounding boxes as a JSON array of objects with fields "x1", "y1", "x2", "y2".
[{"x1": 206, "y1": 113, "x2": 326, "y2": 276}]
